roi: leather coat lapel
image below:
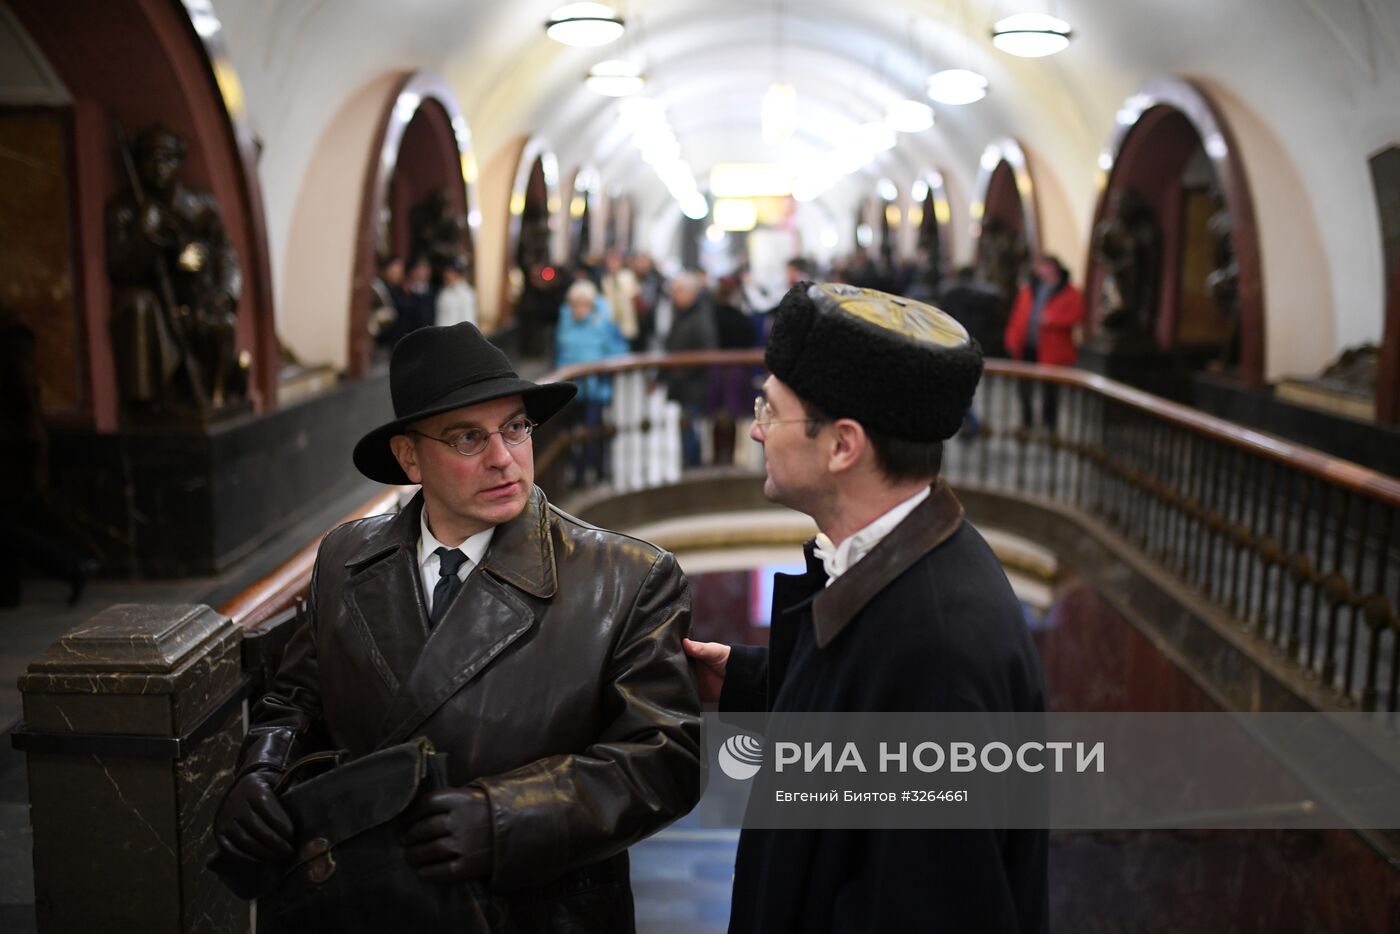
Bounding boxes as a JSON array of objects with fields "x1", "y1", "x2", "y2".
[
  {"x1": 375, "y1": 572, "x2": 536, "y2": 747},
  {"x1": 341, "y1": 493, "x2": 431, "y2": 694},
  {"x1": 374, "y1": 486, "x2": 558, "y2": 747}
]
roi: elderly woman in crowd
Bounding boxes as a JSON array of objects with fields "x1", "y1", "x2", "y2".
[{"x1": 555, "y1": 279, "x2": 628, "y2": 486}]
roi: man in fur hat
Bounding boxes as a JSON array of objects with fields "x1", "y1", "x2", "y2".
[
  {"x1": 686, "y1": 283, "x2": 1048, "y2": 933},
  {"x1": 215, "y1": 322, "x2": 701, "y2": 932}
]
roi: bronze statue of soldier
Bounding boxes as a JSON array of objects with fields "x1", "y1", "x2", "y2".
[
  {"x1": 976, "y1": 218, "x2": 1027, "y2": 319},
  {"x1": 409, "y1": 187, "x2": 470, "y2": 283},
  {"x1": 106, "y1": 124, "x2": 247, "y2": 416},
  {"x1": 1092, "y1": 188, "x2": 1159, "y2": 348},
  {"x1": 1205, "y1": 198, "x2": 1242, "y2": 369}
]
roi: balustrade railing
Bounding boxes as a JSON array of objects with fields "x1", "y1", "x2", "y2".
[
  {"x1": 539, "y1": 352, "x2": 1400, "y2": 716},
  {"x1": 216, "y1": 351, "x2": 1398, "y2": 716}
]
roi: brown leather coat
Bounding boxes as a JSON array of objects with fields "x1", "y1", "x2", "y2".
[{"x1": 238, "y1": 486, "x2": 702, "y2": 930}]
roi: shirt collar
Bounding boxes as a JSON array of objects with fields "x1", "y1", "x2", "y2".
[
  {"x1": 418, "y1": 506, "x2": 495, "y2": 573},
  {"x1": 812, "y1": 485, "x2": 931, "y2": 585}
]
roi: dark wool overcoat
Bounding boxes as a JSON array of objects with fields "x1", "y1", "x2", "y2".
[{"x1": 720, "y1": 480, "x2": 1049, "y2": 934}]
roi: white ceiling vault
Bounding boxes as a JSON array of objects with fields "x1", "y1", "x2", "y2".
[{"x1": 204, "y1": 0, "x2": 1400, "y2": 378}]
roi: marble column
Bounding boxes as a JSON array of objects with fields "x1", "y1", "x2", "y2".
[{"x1": 14, "y1": 604, "x2": 248, "y2": 933}]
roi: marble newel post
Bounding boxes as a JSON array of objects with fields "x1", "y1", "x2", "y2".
[{"x1": 12, "y1": 605, "x2": 250, "y2": 933}]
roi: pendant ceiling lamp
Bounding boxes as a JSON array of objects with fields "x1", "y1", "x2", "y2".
[
  {"x1": 919, "y1": 5, "x2": 988, "y2": 106},
  {"x1": 991, "y1": 13, "x2": 1072, "y2": 58},
  {"x1": 885, "y1": 99, "x2": 934, "y2": 133},
  {"x1": 927, "y1": 68, "x2": 988, "y2": 105},
  {"x1": 546, "y1": 3, "x2": 625, "y2": 48},
  {"x1": 585, "y1": 60, "x2": 644, "y2": 96}
]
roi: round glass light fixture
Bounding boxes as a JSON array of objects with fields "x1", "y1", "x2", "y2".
[
  {"x1": 546, "y1": 3, "x2": 625, "y2": 48},
  {"x1": 680, "y1": 192, "x2": 710, "y2": 221},
  {"x1": 791, "y1": 175, "x2": 829, "y2": 203},
  {"x1": 991, "y1": 14, "x2": 1072, "y2": 58},
  {"x1": 585, "y1": 60, "x2": 644, "y2": 97},
  {"x1": 926, "y1": 68, "x2": 989, "y2": 105},
  {"x1": 858, "y1": 122, "x2": 897, "y2": 154},
  {"x1": 884, "y1": 99, "x2": 935, "y2": 133}
]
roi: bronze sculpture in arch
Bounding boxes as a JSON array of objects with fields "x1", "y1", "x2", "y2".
[
  {"x1": 971, "y1": 139, "x2": 1038, "y2": 310},
  {"x1": 7, "y1": 0, "x2": 278, "y2": 423},
  {"x1": 1088, "y1": 78, "x2": 1264, "y2": 389},
  {"x1": 347, "y1": 71, "x2": 479, "y2": 378},
  {"x1": 911, "y1": 169, "x2": 954, "y2": 278}
]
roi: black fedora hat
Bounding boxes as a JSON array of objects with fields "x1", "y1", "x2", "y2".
[{"x1": 353, "y1": 323, "x2": 577, "y2": 484}]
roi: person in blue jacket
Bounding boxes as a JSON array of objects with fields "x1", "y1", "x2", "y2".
[{"x1": 555, "y1": 280, "x2": 628, "y2": 486}]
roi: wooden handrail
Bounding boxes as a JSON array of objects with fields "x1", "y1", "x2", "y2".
[
  {"x1": 218, "y1": 486, "x2": 410, "y2": 627},
  {"x1": 542, "y1": 352, "x2": 1400, "y2": 507},
  {"x1": 219, "y1": 352, "x2": 1397, "y2": 632}
]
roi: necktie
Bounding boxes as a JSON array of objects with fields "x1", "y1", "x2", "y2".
[{"x1": 430, "y1": 547, "x2": 469, "y2": 625}]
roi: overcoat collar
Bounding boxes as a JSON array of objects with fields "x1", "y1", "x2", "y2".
[
  {"x1": 808, "y1": 479, "x2": 965, "y2": 649},
  {"x1": 343, "y1": 486, "x2": 557, "y2": 600},
  {"x1": 340, "y1": 486, "x2": 559, "y2": 748}
]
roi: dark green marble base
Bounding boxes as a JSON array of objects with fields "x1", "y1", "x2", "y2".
[
  {"x1": 47, "y1": 372, "x2": 393, "y2": 579},
  {"x1": 17, "y1": 605, "x2": 248, "y2": 933}
]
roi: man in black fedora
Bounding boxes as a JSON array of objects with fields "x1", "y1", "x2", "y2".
[
  {"x1": 685, "y1": 283, "x2": 1048, "y2": 933},
  {"x1": 215, "y1": 323, "x2": 702, "y2": 931}
]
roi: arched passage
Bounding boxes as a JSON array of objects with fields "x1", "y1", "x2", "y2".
[
  {"x1": 564, "y1": 165, "x2": 601, "y2": 267},
  {"x1": 911, "y1": 170, "x2": 953, "y2": 279},
  {"x1": 973, "y1": 139, "x2": 1038, "y2": 307},
  {"x1": 495, "y1": 140, "x2": 560, "y2": 334},
  {"x1": 8, "y1": 0, "x2": 277, "y2": 423},
  {"x1": 345, "y1": 72, "x2": 477, "y2": 377},
  {"x1": 280, "y1": 70, "x2": 475, "y2": 377},
  {"x1": 1086, "y1": 78, "x2": 1264, "y2": 388},
  {"x1": 384, "y1": 100, "x2": 476, "y2": 281}
]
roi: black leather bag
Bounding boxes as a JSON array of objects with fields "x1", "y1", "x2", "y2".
[{"x1": 212, "y1": 737, "x2": 499, "y2": 933}]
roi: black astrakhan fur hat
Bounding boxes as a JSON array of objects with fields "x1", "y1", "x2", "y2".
[{"x1": 764, "y1": 282, "x2": 983, "y2": 442}]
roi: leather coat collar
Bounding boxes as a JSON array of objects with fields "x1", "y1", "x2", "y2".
[
  {"x1": 808, "y1": 479, "x2": 965, "y2": 649},
  {"x1": 343, "y1": 486, "x2": 557, "y2": 600}
]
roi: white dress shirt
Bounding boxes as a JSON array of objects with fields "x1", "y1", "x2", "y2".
[
  {"x1": 811, "y1": 485, "x2": 932, "y2": 585},
  {"x1": 417, "y1": 508, "x2": 495, "y2": 616}
]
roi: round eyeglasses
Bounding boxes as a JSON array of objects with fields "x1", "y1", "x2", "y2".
[
  {"x1": 753, "y1": 396, "x2": 822, "y2": 431},
  {"x1": 408, "y1": 416, "x2": 536, "y2": 456}
]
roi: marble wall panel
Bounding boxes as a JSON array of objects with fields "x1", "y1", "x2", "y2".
[{"x1": 0, "y1": 109, "x2": 83, "y2": 417}]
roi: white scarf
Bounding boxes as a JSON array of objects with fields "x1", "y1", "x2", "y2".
[{"x1": 811, "y1": 486, "x2": 931, "y2": 585}]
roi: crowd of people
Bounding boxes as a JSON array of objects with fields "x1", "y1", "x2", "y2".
[
  {"x1": 371, "y1": 252, "x2": 479, "y2": 351},
  {"x1": 370, "y1": 239, "x2": 1086, "y2": 480}
]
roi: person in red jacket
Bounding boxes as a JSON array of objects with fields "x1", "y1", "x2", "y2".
[{"x1": 1003, "y1": 255, "x2": 1084, "y2": 429}]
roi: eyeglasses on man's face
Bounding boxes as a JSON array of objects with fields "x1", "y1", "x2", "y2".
[
  {"x1": 753, "y1": 395, "x2": 821, "y2": 431},
  {"x1": 409, "y1": 416, "x2": 537, "y2": 456}
]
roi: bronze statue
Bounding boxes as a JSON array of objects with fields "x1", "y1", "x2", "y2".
[
  {"x1": 106, "y1": 124, "x2": 247, "y2": 414},
  {"x1": 409, "y1": 187, "x2": 469, "y2": 281},
  {"x1": 1092, "y1": 188, "x2": 1159, "y2": 343},
  {"x1": 976, "y1": 219, "x2": 1027, "y2": 314},
  {"x1": 1205, "y1": 197, "x2": 1241, "y2": 368}
]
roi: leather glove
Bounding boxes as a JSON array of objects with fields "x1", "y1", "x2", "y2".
[
  {"x1": 215, "y1": 769, "x2": 295, "y2": 863},
  {"x1": 398, "y1": 786, "x2": 493, "y2": 882}
]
